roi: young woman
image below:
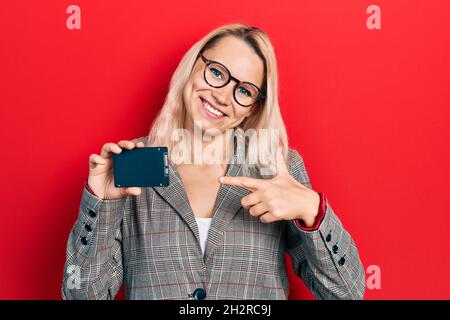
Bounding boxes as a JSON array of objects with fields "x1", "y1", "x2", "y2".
[{"x1": 62, "y1": 24, "x2": 365, "y2": 300}]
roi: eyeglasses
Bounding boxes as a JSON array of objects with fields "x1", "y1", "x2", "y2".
[{"x1": 198, "y1": 53, "x2": 265, "y2": 107}]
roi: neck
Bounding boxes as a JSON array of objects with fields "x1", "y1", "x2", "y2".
[{"x1": 183, "y1": 120, "x2": 235, "y2": 166}]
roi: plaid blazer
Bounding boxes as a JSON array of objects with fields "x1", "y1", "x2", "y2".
[{"x1": 62, "y1": 128, "x2": 365, "y2": 300}]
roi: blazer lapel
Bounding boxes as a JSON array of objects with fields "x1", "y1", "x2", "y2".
[
  {"x1": 204, "y1": 127, "x2": 252, "y2": 263},
  {"x1": 153, "y1": 162, "x2": 201, "y2": 245}
]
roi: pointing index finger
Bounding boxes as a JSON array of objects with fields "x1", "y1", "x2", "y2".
[{"x1": 219, "y1": 176, "x2": 261, "y2": 191}]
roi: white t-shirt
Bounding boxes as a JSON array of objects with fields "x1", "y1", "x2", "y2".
[{"x1": 195, "y1": 217, "x2": 212, "y2": 256}]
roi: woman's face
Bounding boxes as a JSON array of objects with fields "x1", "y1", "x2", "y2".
[{"x1": 183, "y1": 36, "x2": 264, "y2": 133}]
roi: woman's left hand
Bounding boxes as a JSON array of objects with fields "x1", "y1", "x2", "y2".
[{"x1": 219, "y1": 148, "x2": 320, "y2": 226}]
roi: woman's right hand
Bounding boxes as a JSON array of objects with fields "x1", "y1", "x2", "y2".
[{"x1": 87, "y1": 140, "x2": 145, "y2": 200}]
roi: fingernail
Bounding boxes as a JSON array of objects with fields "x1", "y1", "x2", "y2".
[{"x1": 219, "y1": 177, "x2": 224, "y2": 183}]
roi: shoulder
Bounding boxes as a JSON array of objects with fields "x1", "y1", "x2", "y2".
[
  {"x1": 286, "y1": 148, "x2": 312, "y2": 187},
  {"x1": 286, "y1": 148, "x2": 306, "y2": 170}
]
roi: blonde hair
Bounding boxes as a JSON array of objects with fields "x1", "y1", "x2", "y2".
[{"x1": 146, "y1": 23, "x2": 288, "y2": 174}]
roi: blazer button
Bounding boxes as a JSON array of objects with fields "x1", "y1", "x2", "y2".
[
  {"x1": 80, "y1": 237, "x2": 88, "y2": 245},
  {"x1": 332, "y1": 245, "x2": 339, "y2": 254},
  {"x1": 338, "y1": 257, "x2": 346, "y2": 266},
  {"x1": 88, "y1": 209, "x2": 96, "y2": 218},
  {"x1": 192, "y1": 288, "x2": 206, "y2": 300},
  {"x1": 85, "y1": 224, "x2": 92, "y2": 232},
  {"x1": 326, "y1": 233, "x2": 332, "y2": 242}
]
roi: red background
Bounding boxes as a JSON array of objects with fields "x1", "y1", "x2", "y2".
[{"x1": 0, "y1": 0, "x2": 449, "y2": 299}]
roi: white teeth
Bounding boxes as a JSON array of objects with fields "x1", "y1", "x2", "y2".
[{"x1": 203, "y1": 99, "x2": 223, "y2": 116}]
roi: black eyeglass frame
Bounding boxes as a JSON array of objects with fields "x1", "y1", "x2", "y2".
[{"x1": 198, "y1": 53, "x2": 266, "y2": 107}]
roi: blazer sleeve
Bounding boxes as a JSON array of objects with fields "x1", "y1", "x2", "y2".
[
  {"x1": 285, "y1": 149, "x2": 366, "y2": 300},
  {"x1": 61, "y1": 186, "x2": 126, "y2": 300}
]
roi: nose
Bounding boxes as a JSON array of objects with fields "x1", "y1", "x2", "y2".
[{"x1": 211, "y1": 83, "x2": 234, "y2": 106}]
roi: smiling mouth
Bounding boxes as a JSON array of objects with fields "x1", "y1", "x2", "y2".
[{"x1": 200, "y1": 97, "x2": 229, "y2": 118}]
